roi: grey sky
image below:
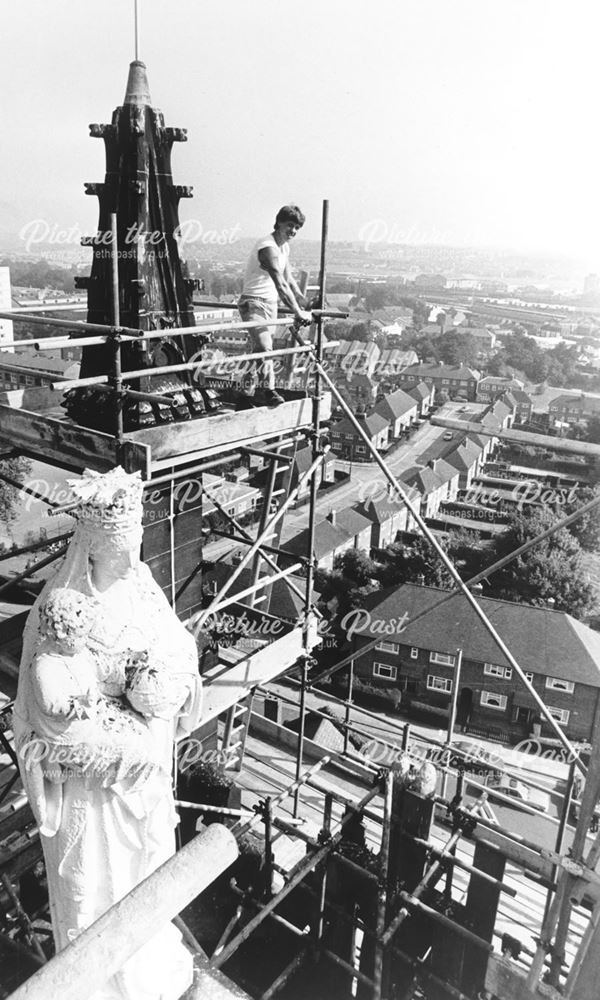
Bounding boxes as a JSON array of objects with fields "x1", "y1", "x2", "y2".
[{"x1": 1, "y1": 0, "x2": 597, "y2": 264}]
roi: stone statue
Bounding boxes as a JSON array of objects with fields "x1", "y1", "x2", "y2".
[{"x1": 13, "y1": 467, "x2": 203, "y2": 1000}]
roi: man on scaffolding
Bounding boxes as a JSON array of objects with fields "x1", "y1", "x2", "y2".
[{"x1": 238, "y1": 205, "x2": 312, "y2": 406}]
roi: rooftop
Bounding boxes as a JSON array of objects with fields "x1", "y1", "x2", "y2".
[{"x1": 359, "y1": 584, "x2": 600, "y2": 686}]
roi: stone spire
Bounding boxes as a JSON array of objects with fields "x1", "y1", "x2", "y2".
[
  {"x1": 123, "y1": 60, "x2": 152, "y2": 106},
  {"x1": 76, "y1": 61, "x2": 200, "y2": 384}
]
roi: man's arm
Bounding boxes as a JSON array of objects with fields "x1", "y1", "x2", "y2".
[
  {"x1": 284, "y1": 261, "x2": 307, "y2": 304},
  {"x1": 258, "y1": 247, "x2": 311, "y2": 322}
]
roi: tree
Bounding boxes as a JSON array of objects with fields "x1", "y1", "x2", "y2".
[
  {"x1": 0, "y1": 457, "x2": 32, "y2": 527},
  {"x1": 486, "y1": 508, "x2": 596, "y2": 618},
  {"x1": 437, "y1": 331, "x2": 479, "y2": 368},
  {"x1": 563, "y1": 485, "x2": 600, "y2": 552},
  {"x1": 364, "y1": 284, "x2": 387, "y2": 312},
  {"x1": 315, "y1": 549, "x2": 380, "y2": 621},
  {"x1": 486, "y1": 353, "x2": 508, "y2": 377},
  {"x1": 373, "y1": 535, "x2": 462, "y2": 590},
  {"x1": 586, "y1": 417, "x2": 600, "y2": 445}
]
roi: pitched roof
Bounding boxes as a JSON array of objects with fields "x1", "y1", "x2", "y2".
[
  {"x1": 0, "y1": 351, "x2": 77, "y2": 375},
  {"x1": 363, "y1": 411, "x2": 389, "y2": 435},
  {"x1": 478, "y1": 376, "x2": 524, "y2": 389},
  {"x1": 508, "y1": 389, "x2": 533, "y2": 405},
  {"x1": 374, "y1": 349, "x2": 418, "y2": 374},
  {"x1": 348, "y1": 372, "x2": 377, "y2": 389},
  {"x1": 284, "y1": 518, "x2": 352, "y2": 560},
  {"x1": 359, "y1": 496, "x2": 412, "y2": 524},
  {"x1": 375, "y1": 388, "x2": 418, "y2": 421},
  {"x1": 358, "y1": 584, "x2": 600, "y2": 686},
  {"x1": 465, "y1": 327, "x2": 495, "y2": 339},
  {"x1": 370, "y1": 307, "x2": 412, "y2": 325},
  {"x1": 402, "y1": 363, "x2": 480, "y2": 380},
  {"x1": 408, "y1": 382, "x2": 433, "y2": 401},
  {"x1": 403, "y1": 458, "x2": 458, "y2": 493},
  {"x1": 291, "y1": 445, "x2": 334, "y2": 478},
  {"x1": 332, "y1": 507, "x2": 373, "y2": 537},
  {"x1": 549, "y1": 394, "x2": 600, "y2": 414}
]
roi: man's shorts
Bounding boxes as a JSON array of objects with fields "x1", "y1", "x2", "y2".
[{"x1": 238, "y1": 296, "x2": 277, "y2": 333}]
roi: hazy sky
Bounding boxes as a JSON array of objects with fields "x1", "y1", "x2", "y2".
[{"x1": 1, "y1": 0, "x2": 598, "y2": 265}]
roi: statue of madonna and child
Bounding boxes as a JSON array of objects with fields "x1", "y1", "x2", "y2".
[{"x1": 13, "y1": 466, "x2": 203, "y2": 1000}]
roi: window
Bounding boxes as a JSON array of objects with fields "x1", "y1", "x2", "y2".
[
  {"x1": 427, "y1": 675, "x2": 452, "y2": 694},
  {"x1": 376, "y1": 641, "x2": 399, "y2": 654},
  {"x1": 430, "y1": 651, "x2": 455, "y2": 667},
  {"x1": 545, "y1": 677, "x2": 574, "y2": 694},
  {"x1": 484, "y1": 663, "x2": 512, "y2": 680},
  {"x1": 373, "y1": 662, "x2": 397, "y2": 681},
  {"x1": 25, "y1": 376, "x2": 35, "y2": 386},
  {"x1": 525, "y1": 672, "x2": 534, "y2": 683},
  {"x1": 410, "y1": 647, "x2": 419, "y2": 659},
  {"x1": 548, "y1": 706, "x2": 570, "y2": 725},
  {"x1": 481, "y1": 691, "x2": 507, "y2": 711},
  {"x1": 356, "y1": 445, "x2": 366, "y2": 454}
]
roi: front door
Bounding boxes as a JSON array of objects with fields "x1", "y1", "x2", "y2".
[{"x1": 456, "y1": 687, "x2": 473, "y2": 728}]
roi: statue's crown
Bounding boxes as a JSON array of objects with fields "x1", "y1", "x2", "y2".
[{"x1": 67, "y1": 467, "x2": 143, "y2": 533}]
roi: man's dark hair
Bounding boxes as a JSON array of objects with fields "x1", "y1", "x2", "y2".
[{"x1": 275, "y1": 205, "x2": 305, "y2": 229}]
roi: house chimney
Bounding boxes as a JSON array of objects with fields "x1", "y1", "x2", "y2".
[
  {"x1": 428, "y1": 459, "x2": 438, "y2": 472},
  {"x1": 327, "y1": 509, "x2": 337, "y2": 526}
]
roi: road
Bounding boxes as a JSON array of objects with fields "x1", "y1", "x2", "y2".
[
  {"x1": 203, "y1": 417, "x2": 453, "y2": 560},
  {"x1": 260, "y1": 681, "x2": 592, "y2": 847}
]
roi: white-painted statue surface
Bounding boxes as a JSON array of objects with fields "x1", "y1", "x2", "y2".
[{"x1": 13, "y1": 467, "x2": 203, "y2": 1000}]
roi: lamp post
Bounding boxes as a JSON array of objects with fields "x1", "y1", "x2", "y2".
[{"x1": 440, "y1": 648, "x2": 463, "y2": 799}]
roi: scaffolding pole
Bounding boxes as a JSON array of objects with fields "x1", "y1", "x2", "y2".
[
  {"x1": 0, "y1": 544, "x2": 69, "y2": 597},
  {"x1": 382, "y1": 802, "x2": 481, "y2": 947},
  {"x1": 197, "y1": 562, "x2": 303, "y2": 617},
  {"x1": 210, "y1": 784, "x2": 382, "y2": 971},
  {"x1": 309, "y1": 357, "x2": 589, "y2": 770},
  {"x1": 0, "y1": 312, "x2": 296, "y2": 349},
  {"x1": 373, "y1": 770, "x2": 393, "y2": 999},
  {"x1": 190, "y1": 451, "x2": 326, "y2": 636},
  {"x1": 202, "y1": 484, "x2": 318, "y2": 614}
]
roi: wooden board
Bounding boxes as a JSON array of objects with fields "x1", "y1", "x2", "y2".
[
  {"x1": 0, "y1": 405, "x2": 150, "y2": 476},
  {"x1": 470, "y1": 826, "x2": 554, "y2": 883},
  {"x1": 484, "y1": 955, "x2": 537, "y2": 1000},
  {"x1": 201, "y1": 614, "x2": 320, "y2": 722},
  {"x1": 126, "y1": 394, "x2": 331, "y2": 464}
]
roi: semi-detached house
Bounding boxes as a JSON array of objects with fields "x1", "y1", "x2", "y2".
[{"x1": 352, "y1": 584, "x2": 600, "y2": 743}]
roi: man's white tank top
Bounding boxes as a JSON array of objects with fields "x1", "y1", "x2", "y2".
[{"x1": 242, "y1": 235, "x2": 289, "y2": 302}]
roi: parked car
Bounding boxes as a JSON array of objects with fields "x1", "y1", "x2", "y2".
[
  {"x1": 443, "y1": 430, "x2": 454, "y2": 440},
  {"x1": 485, "y1": 776, "x2": 550, "y2": 813}
]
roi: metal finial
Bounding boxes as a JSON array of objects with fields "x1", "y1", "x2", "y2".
[{"x1": 134, "y1": 0, "x2": 139, "y2": 60}]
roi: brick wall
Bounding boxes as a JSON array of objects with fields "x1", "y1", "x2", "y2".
[{"x1": 354, "y1": 639, "x2": 600, "y2": 741}]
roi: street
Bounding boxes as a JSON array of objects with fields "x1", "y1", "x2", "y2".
[{"x1": 203, "y1": 416, "x2": 450, "y2": 560}]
